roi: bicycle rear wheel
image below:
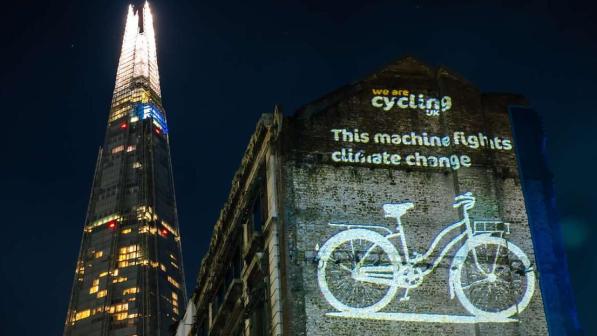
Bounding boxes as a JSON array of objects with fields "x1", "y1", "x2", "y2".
[
  {"x1": 451, "y1": 236, "x2": 535, "y2": 319},
  {"x1": 317, "y1": 229, "x2": 400, "y2": 313}
]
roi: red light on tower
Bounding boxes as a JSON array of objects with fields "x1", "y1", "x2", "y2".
[
  {"x1": 160, "y1": 228, "x2": 168, "y2": 237},
  {"x1": 120, "y1": 122, "x2": 128, "y2": 129},
  {"x1": 107, "y1": 220, "x2": 117, "y2": 230}
]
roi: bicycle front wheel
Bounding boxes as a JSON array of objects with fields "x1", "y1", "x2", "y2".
[
  {"x1": 317, "y1": 229, "x2": 400, "y2": 313},
  {"x1": 452, "y1": 236, "x2": 535, "y2": 319}
]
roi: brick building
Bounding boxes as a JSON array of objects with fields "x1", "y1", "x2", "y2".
[{"x1": 175, "y1": 57, "x2": 580, "y2": 336}]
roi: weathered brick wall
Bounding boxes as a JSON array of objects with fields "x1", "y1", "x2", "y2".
[{"x1": 279, "y1": 59, "x2": 548, "y2": 335}]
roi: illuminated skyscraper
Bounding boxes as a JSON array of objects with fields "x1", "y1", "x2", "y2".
[{"x1": 64, "y1": 3, "x2": 186, "y2": 335}]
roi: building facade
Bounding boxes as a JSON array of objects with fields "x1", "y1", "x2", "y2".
[
  {"x1": 178, "y1": 58, "x2": 580, "y2": 336},
  {"x1": 64, "y1": 4, "x2": 186, "y2": 335}
]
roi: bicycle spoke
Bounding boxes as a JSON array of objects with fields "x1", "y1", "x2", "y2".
[
  {"x1": 462, "y1": 278, "x2": 491, "y2": 290},
  {"x1": 491, "y1": 242, "x2": 502, "y2": 273},
  {"x1": 328, "y1": 256, "x2": 353, "y2": 273}
]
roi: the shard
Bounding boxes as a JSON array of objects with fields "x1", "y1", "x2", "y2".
[{"x1": 64, "y1": 3, "x2": 186, "y2": 335}]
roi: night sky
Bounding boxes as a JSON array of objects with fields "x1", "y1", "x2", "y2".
[{"x1": 1, "y1": 0, "x2": 596, "y2": 334}]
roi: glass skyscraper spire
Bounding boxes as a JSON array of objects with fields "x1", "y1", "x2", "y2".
[{"x1": 64, "y1": 3, "x2": 186, "y2": 335}]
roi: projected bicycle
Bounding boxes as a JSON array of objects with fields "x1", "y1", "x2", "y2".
[{"x1": 316, "y1": 192, "x2": 535, "y2": 321}]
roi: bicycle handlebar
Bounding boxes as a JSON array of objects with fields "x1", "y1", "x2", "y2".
[{"x1": 453, "y1": 192, "x2": 475, "y2": 208}]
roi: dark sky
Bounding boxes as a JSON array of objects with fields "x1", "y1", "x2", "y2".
[{"x1": 1, "y1": 0, "x2": 596, "y2": 334}]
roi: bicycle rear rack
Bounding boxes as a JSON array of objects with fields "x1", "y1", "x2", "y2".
[{"x1": 473, "y1": 221, "x2": 510, "y2": 235}]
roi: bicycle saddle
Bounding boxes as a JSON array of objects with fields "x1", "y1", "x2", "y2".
[{"x1": 383, "y1": 202, "x2": 414, "y2": 218}]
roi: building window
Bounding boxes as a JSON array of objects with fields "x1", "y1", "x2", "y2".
[
  {"x1": 252, "y1": 196, "x2": 263, "y2": 232},
  {"x1": 123, "y1": 287, "x2": 138, "y2": 295},
  {"x1": 118, "y1": 245, "x2": 141, "y2": 268},
  {"x1": 112, "y1": 277, "x2": 127, "y2": 283},
  {"x1": 167, "y1": 276, "x2": 180, "y2": 289},
  {"x1": 73, "y1": 309, "x2": 91, "y2": 322},
  {"x1": 250, "y1": 294, "x2": 270, "y2": 336},
  {"x1": 249, "y1": 170, "x2": 268, "y2": 234},
  {"x1": 109, "y1": 303, "x2": 128, "y2": 321},
  {"x1": 171, "y1": 291, "x2": 178, "y2": 306},
  {"x1": 111, "y1": 145, "x2": 124, "y2": 154},
  {"x1": 89, "y1": 279, "x2": 100, "y2": 294}
]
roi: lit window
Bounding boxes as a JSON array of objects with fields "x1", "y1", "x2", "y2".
[
  {"x1": 126, "y1": 145, "x2": 136, "y2": 152},
  {"x1": 109, "y1": 303, "x2": 128, "y2": 313},
  {"x1": 160, "y1": 264, "x2": 166, "y2": 272},
  {"x1": 133, "y1": 162, "x2": 142, "y2": 169},
  {"x1": 118, "y1": 260, "x2": 139, "y2": 268},
  {"x1": 122, "y1": 228, "x2": 132, "y2": 234},
  {"x1": 89, "y1": 279, "x2": 100, "y2": 294},
  {"x1": 74, "y1": 309, "x2": 91, "y2": 321},
  {"x1": 118, "y1": 245, "x2": 141, "y2": 266},
  {"x1": 139, "y1": 225, "x2": 157, "y2": 235},
  {"x1": 77, "y1": 263, "x2": 85, "y2": 275},
  {"x1": 94, "y1": 251, "x2": 103, "y2": 259},
  {"x1": 85, "y1": 214, "x2": 121, "y2": 232},
  {"x1": 111, "y1": 145, "x2": 124, "y2": 154},
  {"x1": 112, "y1": 277, "x2": 127, "y2": 283},
  {"x1": 114, "y1": 312, "x2": 128, "y2": 321},
  {"x1": 167, "y1": 276, "x2": 180, "y2": 289},
  {"x1": 172, "y1": 291, "x2": 178, "y2": 308},
  {"x1": 99, "y1": 271, "x2": 108, "y2": 278},
  {"x1": 97, "y1": 290, "x2": 107, "y2": 298},
  {"x1": 123, "y1": 287, "x2": 139, "y2": 295},
  {"x1": 136, "y1": 206, "x2": 157, "y2": 221}
]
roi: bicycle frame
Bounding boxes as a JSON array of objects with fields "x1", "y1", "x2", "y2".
[{"x1": 355, "y1": 204, "x2": 479, "y2": 286}]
